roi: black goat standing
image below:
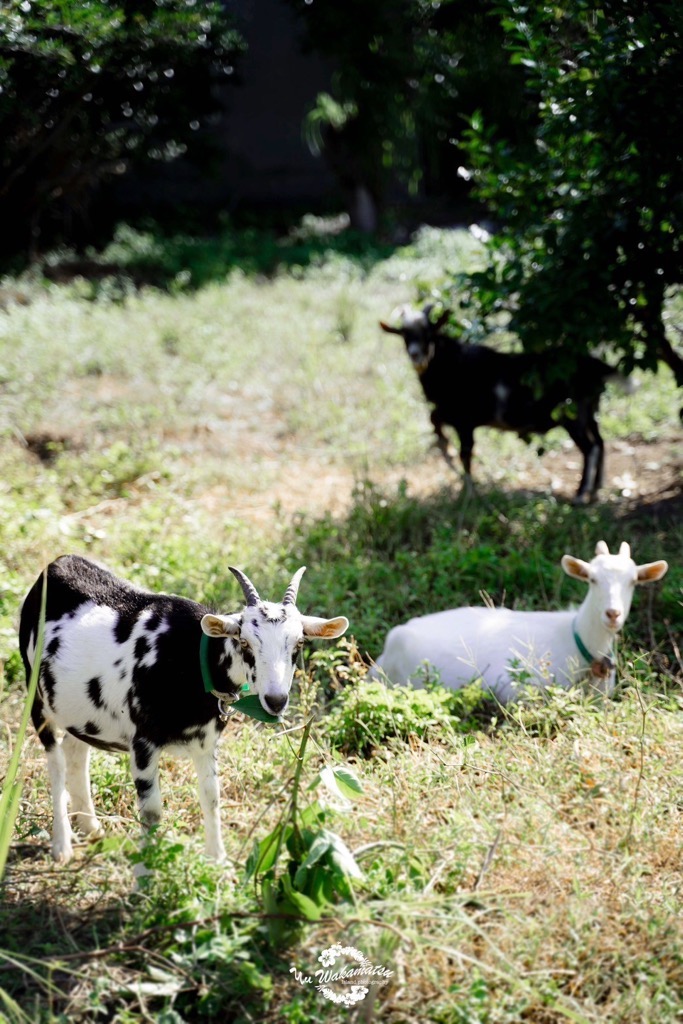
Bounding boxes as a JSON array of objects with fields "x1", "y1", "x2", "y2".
[{"x1": 380, "y1": 305, "x2": 624, "y2": 503}]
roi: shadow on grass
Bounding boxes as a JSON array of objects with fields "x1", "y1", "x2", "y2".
[
  {"x1": 0, "y1": 852, "x2": 278, "y2": 1022},
  {"x1": 40, "y1": 218, "x2": 398, "y2": 292}
]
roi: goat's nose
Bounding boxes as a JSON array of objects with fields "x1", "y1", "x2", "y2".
[
  {"x1": 264, "y1": 693, "x2": 287, "y2": 715},
  {"x1": 605, "y1": 608, "x2": 621, "y2": 626}
]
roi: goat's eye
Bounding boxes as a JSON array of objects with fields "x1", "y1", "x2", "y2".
[{"x1": 239, "y1": 636, "x2": 251, "y2": 651}]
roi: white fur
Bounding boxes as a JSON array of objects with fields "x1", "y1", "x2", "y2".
[{"x1": 374, "y1": 541, "x2": 668, "y2": 702}]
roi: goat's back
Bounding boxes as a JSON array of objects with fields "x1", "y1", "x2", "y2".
[
  {"x1": 419, "y1": 340, "x2": 612, "y2": 431},
  {"x1": 376, "y1": 605, "x2": 579, "y2": 701}
]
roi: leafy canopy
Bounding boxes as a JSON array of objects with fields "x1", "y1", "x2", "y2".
[
  {"x1": 459, "y1": 1, "x2": 683, "y2": 384},
  {"x1": 0, "y1": 0, "x2": 244, "y2": 258}
]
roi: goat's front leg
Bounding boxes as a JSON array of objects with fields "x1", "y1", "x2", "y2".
[
  {"x1": 455, "y1": 424, "x2": 475, "y2": 479},
  {"x1": 191, "y1": 746, "x2": 226, "y2": 863},
  {"x1": 430, "y1": 412, "x2": 457, "y2": 470},
  {"x1": 131, "y1": 737, "x2": 163, "y2": 827},
  {"x1": 63, "y1": 733, "x2": 102, "y2": 837},
  {"x1": 130, "y1": 737, "x2": 162, "y2": 877}
]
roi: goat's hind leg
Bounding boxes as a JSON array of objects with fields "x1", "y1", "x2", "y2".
[
  {"x1": 31, "y1": 694, "x2": 73, "y2": 863},
  {"x1": 63, "y1": 732, "x2": 103, "y2": 838},
  {"x1": 565, "y1": 413, "x2": 604, "y2": 504}
]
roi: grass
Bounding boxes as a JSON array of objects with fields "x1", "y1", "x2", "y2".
[{"x1": 0, "y1": 221, "x2": 681, "y2": 1022}]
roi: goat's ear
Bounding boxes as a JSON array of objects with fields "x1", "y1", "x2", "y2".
[
  {"x1": 301, "y1": 615, "x2": 349, "y2": 639},
  {"x1": 201, "y1": 613, "x2": 241, "y2": 638},
  {"x1": 379, "y1": 320, "x2": 403, "y2": 336},
  {"x1": 636, "y1": 560, "x2": 668, "y2": 584},
  {"x1": 561, "y1": 555, "x2": 592, "y2": 581},
  {"x1": 433, "y1": 309, "x2": 451, "y2": 331}
]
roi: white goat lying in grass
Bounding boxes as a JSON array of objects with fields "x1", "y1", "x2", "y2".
[{"x1": 374, "y1": 541, "x2": 668, "y2": 702}]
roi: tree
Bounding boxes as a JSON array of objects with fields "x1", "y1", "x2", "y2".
[
  {"x1": 458, "y1": 0, "x2": 683, "y2": 388},
  {"x1": 285, "y1": 0, "x2": 531, "y2": 231},
  {"x1": 0, "y1": 0, "x2": 244, "y2": 261}
]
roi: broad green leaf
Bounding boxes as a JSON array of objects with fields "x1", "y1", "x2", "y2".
[
  {"x1": 330, "y1": 766, "x2": 363, "y2": 800},
  {"x1": 326, "y1": 831, "x2": 364, "y2": 880},
  {"x1": 281, "y1": 875, "x2": 324, "y2": 920},
  {"x1": 245, "y1": 823, "x2": 292, "y2": 879},
  {"x1": 317, "y1": 765, "x2": 359, "y2": 805},
  {"x1": 230, "y1": 694, "x2": 281, "y2": 724}
]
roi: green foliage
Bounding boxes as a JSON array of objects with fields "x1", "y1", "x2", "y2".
[
  {"x1": 286, "y1": 0, "x2": 531, "y2": 220},
  {"x1": 70, "y1": 218, "x2": 396, "y2": 289},
  {"x1": 457, "y1": 0, "x2": 683, "y2": 385},
  {"x1": 325, "y1": 675, "x2": 493, "y2": 755},
  {"x1": 245, "y1": 719, "x2": 364, "y2": 947},
  {"x1": 0, "y1": 0, "x2": 244, "y2": 260}
]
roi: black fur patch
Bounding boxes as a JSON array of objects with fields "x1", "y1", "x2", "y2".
[
  {"x1": 135, "y1": 635, "x2": 150, "y2": 661},
  {"x1": 134, "y1": 777, "x2": 153, "y2": 797},
  {"x1": 133, "y1": 737, "x2": 153, "y2": 771},
  {"x1": 46, "y1": 636, "x2": 61, "y2": 658},
  {"x1": 87, "y1": 676, "x2": 104, "y2": 709},
  {"x1": 42, "y1": 664, "x2": 57, "y2": 707},
  {"x1": 146, "y1": 613, "x2": 161, "y2": 633},
  {"x1": 114, "y1": 614, "x2": 135, "y2": 645},
  {"x1": 84, "y1": 720, "x2": 100, "y2": 735},
  {"x1": 126, "y1": 689, "x2": 140, "y2": 723},
  {"x1": 241, "y1": 646, "x2": 256, "y2": 670}
]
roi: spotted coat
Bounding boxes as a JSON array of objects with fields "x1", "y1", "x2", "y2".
[{"x1": 20, "y1": 555, "x2": 348, "y2": 865}]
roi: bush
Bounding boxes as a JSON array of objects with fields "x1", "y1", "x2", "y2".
[{"x1": 325, "y1": 673, "x2": 494, "y2": 755}]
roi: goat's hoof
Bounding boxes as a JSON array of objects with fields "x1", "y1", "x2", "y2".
[
  {"x1": 571, "y1": 492, "x2": 594, "y2": 507},
  {"x1": 74, "y1": 814, "x2": 103, "y2": 837},
  {"x1": 52, "y1": 842, "x2": 74, "y2": 864}
]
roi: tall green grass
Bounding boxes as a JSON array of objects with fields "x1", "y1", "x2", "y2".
[{"x1": 0, "y1": 225, "x2": 680, "y2": 1022}]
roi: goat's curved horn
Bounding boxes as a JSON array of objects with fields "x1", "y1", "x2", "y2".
[
  {"x1": 595, "y1": 540, "x2": 609, "y2": 555},
  {"x1": 619, "y1": 541, "x2": 631, "y2": 558},
  {"x1": 283, "y1": 566, "x2": 306, "y2": 605},
  {"x1": 229, "y1": 566, "x2": 261, "y2": 607}
]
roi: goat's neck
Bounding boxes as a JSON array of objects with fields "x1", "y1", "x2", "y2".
[
  {"x1": 573, "y1": 596, "x2": 615, "y2": 662},
  {"x1": 204, "y1": 636, "x2": 250, "y2": 694}
]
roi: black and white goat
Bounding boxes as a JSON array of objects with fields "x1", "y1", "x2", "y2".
[
  {"x1": 19, "y1": 555, "x2": 349, "y2": 865},
  {"x1": 380, "y1": 305, "x2": 627, "y2": 502}
]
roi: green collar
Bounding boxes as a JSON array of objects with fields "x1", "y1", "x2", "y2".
[
  {"x1": 200, "y1": 632, "x2": 218, "y2": 694},
  {"x1": 200, "y1": 633, "x2": 248, "y2": 697},
  {"x1": 572, "y1": 616, "x2": 610, "y2": 664}
]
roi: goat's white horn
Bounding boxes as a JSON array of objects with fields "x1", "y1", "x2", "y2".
[
  {"x1": 229, "y1": 566, "x2": 261, "y2": 607},
  {"x1": 595, "y1": 540, "x2": 609, "y2": 555},
  {"x1": 283, "y1": 566, "x2": 306, "y2": 606},
  {"x1": 619, "y1": 541, "x2": 631, "y2": 558}
]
